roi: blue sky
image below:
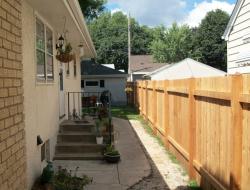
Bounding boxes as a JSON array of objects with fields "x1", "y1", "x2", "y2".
[{"x1": 105, "y1": 0, "x2": 236, "y2": 27}]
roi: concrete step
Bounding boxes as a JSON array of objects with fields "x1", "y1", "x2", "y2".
[
  {"x1": 60, "y1": 124, "x2": 94, "y2": 133},
  {"x1": 53, "y1": 152, "x2": 104, "y2": 160},
  {"x1": 55, "y1": 143, "x2": 106, "y2": 154},
  {"x1": 57, "y1": 132, "x2": 96, "y2": 143}
]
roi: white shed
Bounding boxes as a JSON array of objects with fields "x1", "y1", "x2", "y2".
[
  {"x1": 81, "y1": 60, "x2": 128, "y2": 105},
  {"x1": 223, "y1": 0, "x2": 250, "y2": 74},
  {"x1": 145, "y1": 58, "x2": 226, "y2": 80}
]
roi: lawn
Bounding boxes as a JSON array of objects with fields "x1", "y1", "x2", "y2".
[{"x1": 111, "y1": 106, "x2": 141, "y2": 120}]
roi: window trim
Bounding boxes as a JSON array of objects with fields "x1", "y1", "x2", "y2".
[{"x1": 35, "y1": 13, "x2": 55, "y2": 84}]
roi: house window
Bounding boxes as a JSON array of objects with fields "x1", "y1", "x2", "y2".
[
  {"x1": 36, "y1": 18, "x2": 54, "y2": 81},
  {"x1": 86, "y1": 81, "x2": 98, "y2": 86},
  {"x1": 100, "y1": 80, "x2": 105, "y2": 88},
  {"x1": 41, "y1": 140, "x2": 50, "y2": 161},
  {"x1": 81, "y1": 80, "x2": 85, "y2": 88}
]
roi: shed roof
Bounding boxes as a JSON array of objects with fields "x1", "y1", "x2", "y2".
[
  {"x1": 130, "y1": 55, "x2": 167, "y2": 73},
  {"x1": 81, "y1": 60, "x2": 126, "y2": 76},
  {"x1": 146, "y1": 58, "x2": 226, "y2": 80}
]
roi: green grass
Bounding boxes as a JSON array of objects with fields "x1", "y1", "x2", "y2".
[
  {"x1": 188, "y1": 180, "x2": 202, "y2": 189},
  {"x1": 111, "y1": 106, "x2": 140, "y2": 120}
]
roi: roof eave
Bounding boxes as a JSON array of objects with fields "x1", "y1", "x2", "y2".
[
  {"x1": 81, "y1": 74, "x2": 128, "y2": 79},
  {"x1": 66, "y1": 0, "x2": 97, "y2": 58},
  {"x1": 222, "y1": 0, "x2": 244, "y2": 41}
]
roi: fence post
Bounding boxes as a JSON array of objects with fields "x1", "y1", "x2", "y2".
[
  {"x1": 145, "y1": 81, "x2": 148, "y2": 120},
  {"x1": 140, "y1": 81, "x2": 144, "y2": 116},
  {"x1": 133, "y1": 82, "x2": 136, "y2": 107},
  {"x1": 189, "y1": 78, "x2": 196, "y2": 179},
  {"x1": 230, "y1": 75, "x2": 243, "y2": 190},
  {"x1": 164, "y1": 80, "x2": 169, "y2": 149},
  {"x1": 152, "y1": 81, "x2": 157, "y2": 134}
]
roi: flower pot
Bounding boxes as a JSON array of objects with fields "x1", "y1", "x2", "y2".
[
  {"x1": 56, "y1": 53, "x2": 74, "y2": 63},
  {"x1": 96, "y1": 137, "x2": 103, "y2": 144},
  {"x1": 104, "y1": 153, "x2": 120, "y2": 163}
]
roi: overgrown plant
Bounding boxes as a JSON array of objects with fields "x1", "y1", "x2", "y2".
[{"x1": 54, "y1": 166, "x2": 92, "y2": 190}]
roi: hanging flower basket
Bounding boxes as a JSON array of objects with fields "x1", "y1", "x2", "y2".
[
  {"x1": 56, "y1": 43, "x2": 74, "y2": 63},
  {"x1": 56, "y1": 53, "x2": 74, "y2": 63}
]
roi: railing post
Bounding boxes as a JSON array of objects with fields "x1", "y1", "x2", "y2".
[
  {"x1": 230, "y1": 74, "x2": 243, "y2": 190},
  {"x1": 152, "y1": 81, "x2": 157, "y2": 134},
  {"x1": 68, "y1": 92, "x2": 70, "y2": 120},
  {"x1": 164, "y1": 80, "x2": 169, "y2": 149},
  {"x1": 189, "y1": 78, "x2": 196, "y2": 179}
]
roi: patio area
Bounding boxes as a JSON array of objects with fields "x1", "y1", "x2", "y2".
[{"x1": 54, "y1": 116, "x2": 189, "y2": 190}]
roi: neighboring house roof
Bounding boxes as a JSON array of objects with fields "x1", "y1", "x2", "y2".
[
  {"x1": 222, "y1": 0, "x2": 243, "y2": 40},
  {"x1": 146, "y1": 58, "x2": 226, "y2": 80},
  {"x1": 130, "y1": 55, "x2": 167, "y2": 73},
  {"x1": 81, "y1": 60, "x2": 127, "y2": 78}
]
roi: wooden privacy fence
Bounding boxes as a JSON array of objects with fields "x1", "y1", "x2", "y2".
[{"x1": 132, "y1": 74, "x2": 250, "y2": 190}]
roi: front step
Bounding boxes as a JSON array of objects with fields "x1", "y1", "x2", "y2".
[
  {"x1": 55, "y1": 143, "x2": 106, "y2": 154},
  {"x1": 60, "y1": 124, "x2": 93, "y2": 133},
  {"x1": 53, "y1": 152, "x2": 104, "y2": 160},
  {"x1": 57, "y1": 132, "x2": 96, "y2": 143},
  {"x1": 54, "y1": 119, "x2": 111, "y2": 161}
]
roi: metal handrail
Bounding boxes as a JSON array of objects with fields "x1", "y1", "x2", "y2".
[{"x1": 67, "y1": 91, "x2": 113, "y2": 144}]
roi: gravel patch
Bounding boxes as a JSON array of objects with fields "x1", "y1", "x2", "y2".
[{"x1": 128, "y1": 120, "x2": 189, "y2": 190}]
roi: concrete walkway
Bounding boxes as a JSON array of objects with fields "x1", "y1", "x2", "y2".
[
  {"x1": 129, "y1": 120, "x2": 189, "y2": 190},
  {"x1": 54, "y1": 117, "x2": 152, "y2": 190}
]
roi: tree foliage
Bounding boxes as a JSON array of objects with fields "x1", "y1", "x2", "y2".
[
  {"x1": 87, "y1": 8, "x2": 229, "y2": 71},
  {"x1": 149, "y1": 9, "x2": 229, "y2": 71},
  {"x1": 192, "y1": 9, "x2": 229, "y2": 71},
  {"x1": 88, "y1": 12, "x2": 154, "y2": 71},
  {"x1": 78, "y1": 0, "x2": 107, "y2": 21},
  {"x1": 150, "y1": 23, "x2": 194, "y2": 63}
]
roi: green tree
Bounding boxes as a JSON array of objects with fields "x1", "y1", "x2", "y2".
[
  {"x1": 78, "y1": 0, "x2": 107, "y2": 21},
  {"x1": 88, "y1": 12, "x2": 154, "y2": 71},
  {"x1": 150, "y1": 23, "x2": 193, "y2": 63},
  {"x1": 192, "y1": 9, "x2": 229, "y2": 71}
]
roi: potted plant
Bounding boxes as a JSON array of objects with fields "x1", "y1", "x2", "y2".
[
  {"x1": 56, "y1": 43, "x2": 74, "y2": 63},
  {"x1": 95, "y1": 120, "x2": 103, "y2": 144},
  {"x1": 104, "y1": 144, "x2": 120, "y2": 163}
]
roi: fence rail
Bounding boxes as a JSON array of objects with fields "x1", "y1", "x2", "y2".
[{"x1": 131, "y1": 74, "x2": 250, "y2": 190}]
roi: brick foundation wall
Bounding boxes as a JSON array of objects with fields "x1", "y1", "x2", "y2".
[{"x1": 0, "y1": 0, "x2": 27, "y2": 189}]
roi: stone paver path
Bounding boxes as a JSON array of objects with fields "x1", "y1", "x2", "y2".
[
  {"x1": 54, "y1": 117, "x2": 152, "y2": 190},
  {"x1": 129, "y1": 119, "x2": 189, "y2": 190}
]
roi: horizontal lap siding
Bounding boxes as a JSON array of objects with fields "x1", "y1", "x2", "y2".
[{"x1": 227, "y1": 0, "x2": 250, "y2": 71}]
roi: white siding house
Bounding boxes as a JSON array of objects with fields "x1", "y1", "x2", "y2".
[
  {"x1": 223, "y1": 0, "x2": 250, "y2": 74},
  {"x1": 81, "y1": 60, "x2": 128, "y2": 105},
  {"x1": 145, "y1": 58, "x2": 226, "y2": 80}
]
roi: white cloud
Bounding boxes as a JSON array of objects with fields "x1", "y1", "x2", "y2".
[
  {"x1": 183, "y1": 0, "x2": 235, "y2": 27},
  {"x1": 107, "y1": 0, "x2": 187, "y2": 27}
]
